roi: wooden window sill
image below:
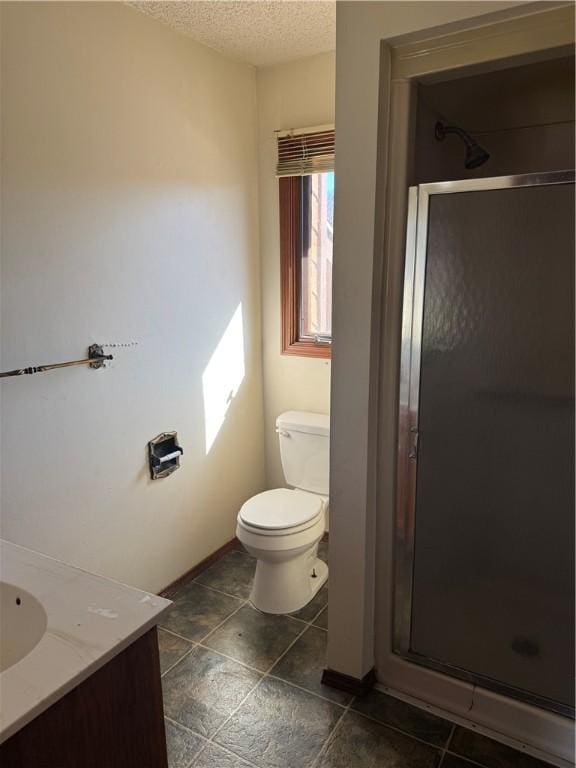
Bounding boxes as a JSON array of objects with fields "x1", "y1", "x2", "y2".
[{"x1": 282, "y1": 339, "x2": 331, "y2": 359}]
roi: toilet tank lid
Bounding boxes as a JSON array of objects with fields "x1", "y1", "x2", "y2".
[{"x1": 276, "y1": 411, "x2": 330, "y2": 437}]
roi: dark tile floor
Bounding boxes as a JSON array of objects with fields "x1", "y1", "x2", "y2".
[{"x1": 158, "y1": 541, "x2": 555, "y2": 768}]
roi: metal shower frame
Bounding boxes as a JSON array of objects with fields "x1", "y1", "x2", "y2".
[{"x1": 393, "y1": 168, "x2": 575, "y2": 718}]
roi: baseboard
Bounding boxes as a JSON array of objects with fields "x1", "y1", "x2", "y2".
[
  {"x1": 160, "y1": 532, "x2": 326, "y2": 598},
  {"x1": 159, "y1": 537, "x2": 241, "y2": 598},
  {"x1": 321, "y1": 667, "x2": 376, "y2": 697}
]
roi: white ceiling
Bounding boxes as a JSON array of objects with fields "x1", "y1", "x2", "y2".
[{"x1": 130, "y1": 1, "x2": 336, "y2": 67}]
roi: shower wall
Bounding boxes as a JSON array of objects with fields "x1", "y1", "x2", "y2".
[{"x1": 414, "y1": 56, "x2": 575, "y2": 184}]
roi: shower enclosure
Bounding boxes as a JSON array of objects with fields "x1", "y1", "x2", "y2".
[{"x1": 394, "y1": 170, "x2": 575, "y2": 717}]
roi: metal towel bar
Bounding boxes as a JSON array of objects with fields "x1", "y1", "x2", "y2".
[{"x1": 0, "y1": 344, "x2": 113, "y2": 379}]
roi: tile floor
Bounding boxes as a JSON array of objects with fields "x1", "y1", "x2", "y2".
[{"x1": 158, "y1": 541, "x2": 554, "y2": 768}]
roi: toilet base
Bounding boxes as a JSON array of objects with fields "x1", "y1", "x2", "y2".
[{"x1": 249, "y1": 552, "x2": 328, "y2": 615}]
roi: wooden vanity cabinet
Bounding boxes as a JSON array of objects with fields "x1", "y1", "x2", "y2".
[{"x1": 0, "y1": 628, "x2": 168, "y2": 768}]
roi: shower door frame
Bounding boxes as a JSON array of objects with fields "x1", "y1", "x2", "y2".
[{"x1": 393, "y1": 169, "x2": 575, "y2": 718}]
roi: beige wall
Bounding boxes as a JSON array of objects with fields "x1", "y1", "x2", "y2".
[
  {"x1": 256, "y1": 53, "x2": 335, "y2": 489},
  {"x1": 0, "y1": 1, "x2": 265, "y2": 593},
  {"x1": 329, "y1": 0, "x2": 530, "y2": 680}
]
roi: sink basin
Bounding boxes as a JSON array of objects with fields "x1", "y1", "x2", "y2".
[{"x1": 0, "y1": 582, "x2": 47, "y2": 672}]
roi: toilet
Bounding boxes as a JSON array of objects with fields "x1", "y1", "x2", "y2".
[{"x1": 236, "y1": 411, "x2": 329, "y2": 614}]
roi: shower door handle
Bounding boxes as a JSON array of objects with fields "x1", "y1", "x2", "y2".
[{"x1": 409, "y1": 428, "x2": 419, "y2": 460}]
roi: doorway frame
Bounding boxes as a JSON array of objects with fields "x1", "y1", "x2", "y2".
[{"x1": 372, "y1": 5, "x2": 575, "y2": 764}]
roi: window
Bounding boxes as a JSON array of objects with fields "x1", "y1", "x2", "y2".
[{"x1": 277, "y1": 127, "x2": 334, "y2": 358}]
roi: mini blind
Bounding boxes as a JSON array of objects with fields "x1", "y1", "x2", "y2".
[{"x1": 276, "y1": 125, "x2": 335, "y2": 178}]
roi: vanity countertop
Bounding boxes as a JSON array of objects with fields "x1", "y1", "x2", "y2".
[{"x1": 0, "y1": 539, "x2": 171, "y2": 744}]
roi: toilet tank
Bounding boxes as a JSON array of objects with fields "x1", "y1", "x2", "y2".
[{"x1": 276, "y1": 411, "x2": 329, "y2": 495}]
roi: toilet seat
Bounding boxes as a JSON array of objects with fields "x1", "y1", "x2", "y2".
[{"x1": 239, "y1": 489, "x2": 323, "y2": 534}]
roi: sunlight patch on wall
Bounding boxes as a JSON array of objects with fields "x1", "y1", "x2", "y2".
[{"x1": 202, "y1": 303, "x2": 245, "y2": 454}]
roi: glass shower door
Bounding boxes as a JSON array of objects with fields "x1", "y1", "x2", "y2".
[{"x1": 394, "y1": 171, "x2": 575, "y2": 716}]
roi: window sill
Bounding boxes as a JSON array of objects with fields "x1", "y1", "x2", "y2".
[{"x1": 281, "y1": 339, "x2": 331, "y2": 359}]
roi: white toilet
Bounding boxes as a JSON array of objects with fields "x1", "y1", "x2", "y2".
[{"x1": 236, "y1": 410, "x2": 329, "y2": 614}]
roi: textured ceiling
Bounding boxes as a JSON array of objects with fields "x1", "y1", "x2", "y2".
[{"x1": 130, "y1": 1, "x2": 336, "y2": 67}]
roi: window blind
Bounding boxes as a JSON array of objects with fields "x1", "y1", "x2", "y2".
[{"x1": 276, "y1": 125, "x2": 335, "y2": 177}]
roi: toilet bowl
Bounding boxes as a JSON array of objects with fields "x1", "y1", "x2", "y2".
[
  {"x1": 236, "y1": 488, "x2": 328, "y2": 614},
  {"x1": 236, "y1": 411, "x2": 330, "y2": 615}
]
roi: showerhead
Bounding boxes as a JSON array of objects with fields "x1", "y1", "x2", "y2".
[
  {"x1": 464, "y1": 142, "x2": 490, "y2": 170},
  {"x1": 435, "y1": 121, "x2": 490, "y2": 170}
]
